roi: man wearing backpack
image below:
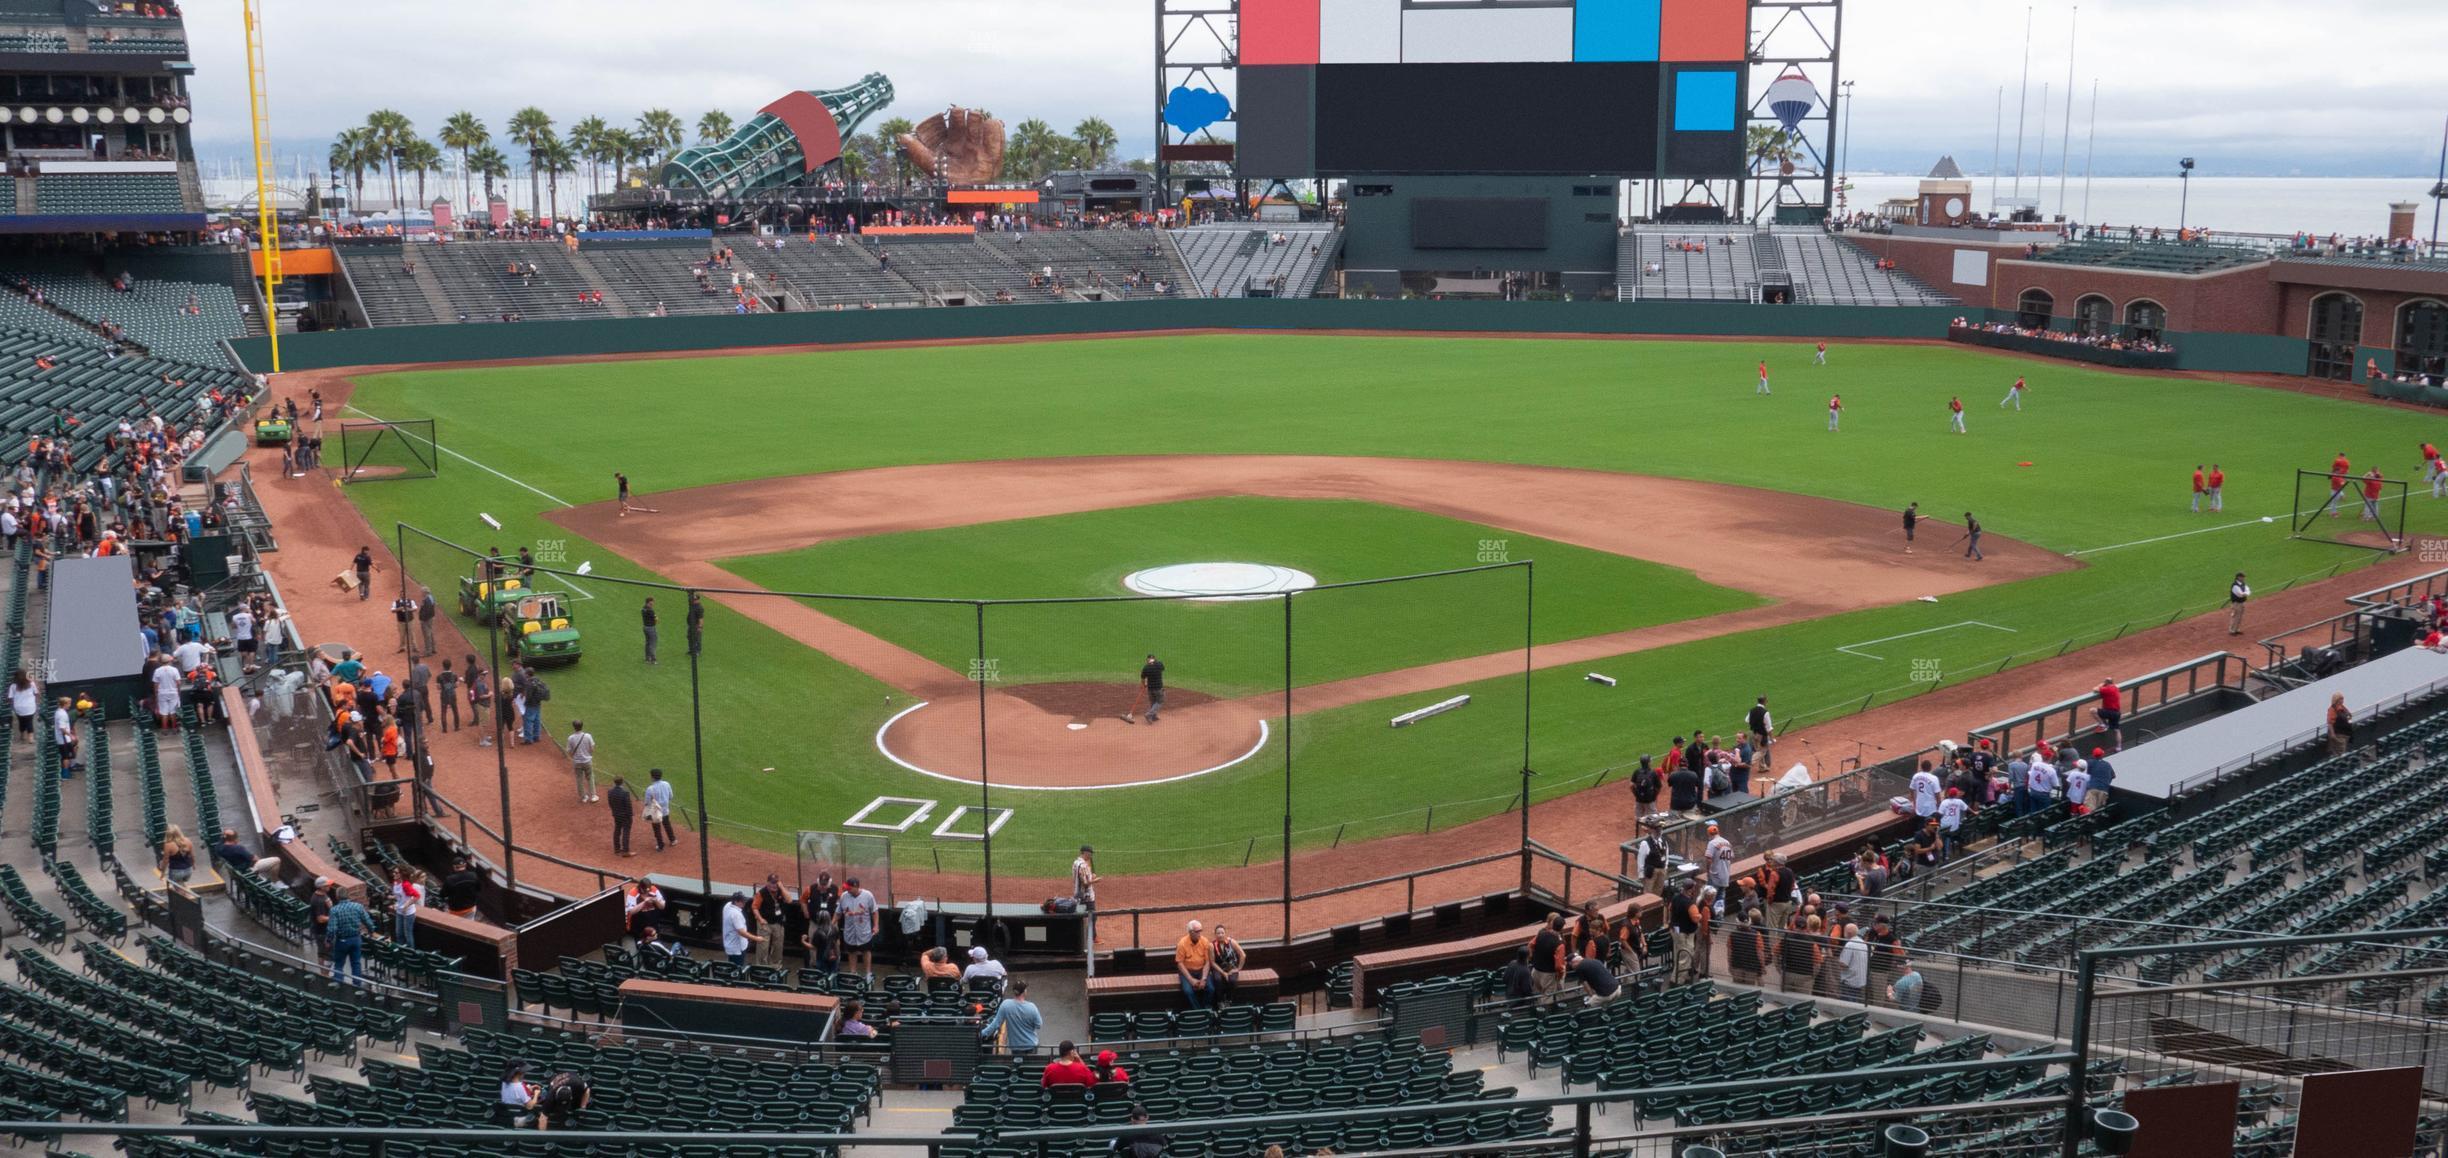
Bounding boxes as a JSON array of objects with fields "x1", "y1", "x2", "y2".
[
  {"x1": 522, "y1": 666, "x2": 548, "y2": 745},
  {"x1": 1629, "y1": 756, "x2": 1662, "y2": 815}
]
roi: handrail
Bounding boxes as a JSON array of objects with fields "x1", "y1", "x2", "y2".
[
  {"x1": 0, "y1": 1053, "x2": 2081, "y2": 1153},
  {"x1": 1968, "y1": 651, "x2": 2241, "y2": 756}
]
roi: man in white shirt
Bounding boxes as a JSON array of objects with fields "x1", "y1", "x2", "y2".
[
  {"x1": 1908, "y1": 761, "x2": 1942, "y2": 818},
  {"x1": 52, "y1": 696, "x2": 79, "y2": 773},
  {"x1": 838, "y1": 878, "x2": 878, "y2": 980},
  {"x1": 2064, "y1": 760, "x2": 2092, "y2": 814},
  {"x1": 2024, "y1": 755, "x2": 2061, "y2": 816},
  {"x1": 1838, "y1": 924, "x2": 1870, "y2": 1003},
  {"x1": 1703, "y1": 822, "x2": 1734, "y2": 896},
  {"x1": 720, "y1": 891, "x2": 761, "y2": 967},
  {"x1": 1936, "y1": 789, "x2": 1970, "y2": 861},
  {"x1": 961, "y1": 945, "x2": 1007, "y2": 985},
  {"x1": 173, "y1": 636, "x2": 209, "y2": 675},
  {"x1": 566, "y1": 720, "x2": 597, "y2": 804},
  {"x1": 148, "y1": 658, "x2": 182, "y2": 730}
]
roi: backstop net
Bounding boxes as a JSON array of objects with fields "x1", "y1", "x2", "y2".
[
  {"x1": 339, "y1": 419, "x2": 440, "y2": 482},
  {"x1": 390, "y1": 523, "x2": 1538, "y2": 946},
  {"x1": 2292, "y1": 468, "x2": 2408, "y2": 552}
]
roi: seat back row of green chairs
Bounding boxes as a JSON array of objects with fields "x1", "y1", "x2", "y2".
[
  {"x1": 8, "y1": 945, "x2": 305, "y2": 1078},
  {"x1": 1085, "y1": 1000, "x2": 1296, "y2": 1044},
  {"x1": 0, "y1": 863, "x2": 68, "y2": 942},
  {"x1": 0, "y1": 965, "x2": 250, "y2": 1093}
]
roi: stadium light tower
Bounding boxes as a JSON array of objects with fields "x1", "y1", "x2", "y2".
[
  {"x1": 2177, "y1": 157, "x2": 2195, "y2": 234},
  {"x1": 242, "y1": 0, "x2": 281, "y2": 371}
]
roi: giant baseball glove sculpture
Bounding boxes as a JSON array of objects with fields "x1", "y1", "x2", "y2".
[{"x1": 895, "y1": 107, "x2": 1007, "y2": 184}]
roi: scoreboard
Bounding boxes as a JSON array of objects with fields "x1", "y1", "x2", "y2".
[{"x1": 1235, "y1": 0, "x2": 1749, "y2": 178}]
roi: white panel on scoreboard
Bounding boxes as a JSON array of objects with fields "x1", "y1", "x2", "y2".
[
  {"x1": 1401, "y1": 3, "x2": 1575, "y2": 62},
  {"x1": 1321, "y1": 0, "x2": 1403, "y2": 63}
]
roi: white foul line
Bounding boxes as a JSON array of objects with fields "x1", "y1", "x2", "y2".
[
  {"x1": 872, "y1": 700, "x2": 1272, "y2": 791},
  {"x1": 343, "y1": 404, "x2": 598, "y2": 598},
  {"x1": 343, "y1": 404, "x2": 574, "y2": 509},
  {"x1": 2069, "y1": 492, "x2": 2438, "y2": 557},
  {"x1": 1835, "y1": 620, "x2": 2019, "y2": 661}
]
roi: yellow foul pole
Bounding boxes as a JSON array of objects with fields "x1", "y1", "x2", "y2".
[{"x1": 242, "y1": 0, "x2": 280, "y2": 372}]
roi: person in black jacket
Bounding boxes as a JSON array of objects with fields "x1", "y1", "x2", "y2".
[
  {"x1": 1667, "y1": 760, "x2": 1703, "y2": 814},
  {"x1": 1500, "y1": 946, "x2": 1537, "y2": 1001},
  {"x1": 1529, "y1": 913, "x2": 1566, "y2": 994}
]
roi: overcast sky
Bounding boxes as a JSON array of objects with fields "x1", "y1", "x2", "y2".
[{"x1": 181, "y1": 0, "x2": 2445, "y2": 178}]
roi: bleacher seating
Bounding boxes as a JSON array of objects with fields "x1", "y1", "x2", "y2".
[
  {"x1": 575, "y1": 239, "x2": 738, "y2": 316},
  {"x1": 414, "y1": 240, "x2": 622, "y2": 323},
  {"x1": 865, "y1": 236, "x2": 1047, "y2": 303},
  {"x1": 2030, "y1": 238, "x2": 2270, "y2": 274},
  {"x1": 1170, "y1": 223, "x2": 1338, "y2": 298},
  {"x1": 330, "y1": 245, "x2": 440, "y2": 327},
  {"x1": 83, "y1": 35, "x2": 186, "y2": 54},
  {"x1": 1782, "y1": 229, "x2": 1957, "y2": 306},
  {"x1": 35, "y1": 174, "x2": 184, "y2": 216},
  {"x1": 1623, "y1": 226, "x2": 1759, "y2": 301},
  {"x1": 976, "y1": 230, "x2": 1191, "y2": 300},
  {"x1": 0, "y1": 323, "x2": 252, "y2": 473},
  {"x1": 17, "y1": 270, "x2": 243, "y2": 361},
  {"x1": 726, "y1": 237, "x2": 922, "y2": 309}
]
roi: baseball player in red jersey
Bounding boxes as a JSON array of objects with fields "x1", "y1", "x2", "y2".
[
  {"x1": 2319, "y1": 452, "x2": 2351, "y2": 517},
  {"x1": 1814, "y1": 341, "x2": 1828, "y2": 366},
  {"x1": 1948, "y1": 396, "x2": 1966, "y2": 434},
  {"x1": 2361, "y1": 468, "x2": 2388, "y2": 522},
  {"x1": 2207, "y1": 464, "x2": 2225, "y2": 511},
  {"x1": 1827, "y1": 394, "x2": 1842, "y2": 432},
  {"x1": 2423, "y1": 442, "x2": 2443, "y2": 499},
  {"x1": 2191, "y1": 466, "x2": 2207, "y2": 513},
  {"x1": 1756, "y1": 360, "x2": 1772, "y2": 395},
  {"x1": 2000, "y1": 376, "x2": 2026, "y2": 410}
]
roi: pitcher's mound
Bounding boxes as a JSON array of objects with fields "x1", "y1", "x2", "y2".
[{"x1": 877, "y1": 682, "x2": 1270, "y2": 789}]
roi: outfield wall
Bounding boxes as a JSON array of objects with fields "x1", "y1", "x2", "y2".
[{"x1": 231, "y1": 299, "x2": 2309, "y2": 377}]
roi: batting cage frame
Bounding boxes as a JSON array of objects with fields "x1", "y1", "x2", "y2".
[
  {"x1": 339, "y1": 419, "x2": 440, "y2": 483},
  {"x1": 2292, "y1": 468, "x2": 2409, "y2": 552},
  {"x1": 388, "y1": 520, "x2": 1541, "y2": 949}
]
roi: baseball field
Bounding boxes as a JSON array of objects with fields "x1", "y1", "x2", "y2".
[{"x1": 334, "y1": 332, "x2": 2444, "y2": 877}]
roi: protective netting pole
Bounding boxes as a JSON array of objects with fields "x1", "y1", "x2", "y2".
[
  {"x1": 977, "y1": 601, "x2": 994, "y2": 937},
  {"x1": 1281, "y1": 589, "x2": 1294, "y2": 946},
  {"x1": 690, "y1": 590, "x2": 711, "y2": 898},
  {"x1": 1520, "y1": 560, "x2": 1534, "y2": 894}
]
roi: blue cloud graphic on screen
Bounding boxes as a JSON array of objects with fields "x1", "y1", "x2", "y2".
[{"x1": 1163, "y1": 86, "x2": 1231, "y2": 133}]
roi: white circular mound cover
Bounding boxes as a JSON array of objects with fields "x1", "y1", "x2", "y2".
[{"x1": 1124, "y1": 562, "x2": 1317, "y2": 602}]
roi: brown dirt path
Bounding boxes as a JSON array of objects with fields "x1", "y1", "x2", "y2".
[{"x1": 241, "y1": 354, "x2": 2444, "y2": 949}]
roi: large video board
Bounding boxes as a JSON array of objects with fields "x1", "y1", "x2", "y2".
[{"x1": 1234, "y1": 0, "x2": 1748, "y2": 178}]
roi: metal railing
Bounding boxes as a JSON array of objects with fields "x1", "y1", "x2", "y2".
[
  {"x1": 0, "y1": 1052, "x2": 2081, "y2": 1158},
  {"x1": 1968, "y1": 651, "x2": 2245, "y2": 756},
  {"x1": 2343, "y1": 565, "x2": 2448, "y2": 612},
  {"x1": 2166, "y1": 673, "x2": 2448, "y2": 802}
]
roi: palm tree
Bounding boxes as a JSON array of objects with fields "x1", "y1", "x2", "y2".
[
  {"x1": 470, "y1": 144, "x2": 510, "y2": 205},
  {"x1": 838, "y1": 134, "x2": 872, "y2": 183},
  {"x1": 1073, "y1": 117, "x2": 1117, "y2": 168},
  {"x1": 537, "y1": 134, "x2": 576, "y2": 220},
  {"x1": 438, "y1": 111, "x2": 487, "y2": 210},
  {"x1": 400, "y1": 137, "x2": 442, "y2": 206},
  {"x1": 506, "y1": 106, "x2": 554, "y2": 218},
  {"x1": 635, "y1": 108, "x2": 684, "y2": 167},
  {"x1": 695, "y1": 108, "x2": 734, "y2": 145},
  {"x1": 881, "y1": 114, "x2": 920, "y2": 186},
  {"x1": 605, "y1": 128, "x2": 644, "y2": 189},
  {"x1": 364, "y1": 108, "x2": 414, "y2": 210},
  {"x1": 1005, "y1": 118, "x2": 1059, "y2": 182},
  {"x1": 569, "y1": 115, "x2": 610, "y2": 195},
  {"x1": 328, "y1": 127, "x2": 373, "y2": 208}
]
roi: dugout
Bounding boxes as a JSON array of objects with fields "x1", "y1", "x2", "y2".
[
  {"x1": 48, "y1": 554, "x2": 147, "y2": 719},
  {"x1": 1340, "y1": 175, "x2": 1620, "y2": 299}
]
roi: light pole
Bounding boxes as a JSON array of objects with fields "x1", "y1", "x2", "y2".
[
  {"x1": 2177, "y1": 157, "x2": 2195, "y2": 236},
  {"x1": 1838, "y1": 81, "x2": 1857, "y2": 215}
]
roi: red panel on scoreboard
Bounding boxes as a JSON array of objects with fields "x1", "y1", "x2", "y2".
[
  {"x1": 1660, "y1": 0, "x2": 1746, "y2": 61},
  {"x1": 1242, "y1": 0, "x2": 1322, "y2": 65}
]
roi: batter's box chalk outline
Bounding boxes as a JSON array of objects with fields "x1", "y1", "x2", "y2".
[
  {"x1": 844, "y1": 796, "x2": 937, "y2": 833},
  {"x1": 1834, "y1": 621, "x2": 2019, "y2": 662},
  {"x1": 932, "y1": 805, "x2": 1014, "y2": 842}
]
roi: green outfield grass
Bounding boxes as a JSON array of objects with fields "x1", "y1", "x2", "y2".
[
  {"x1": 717, "y1": 497, "x2": 1760, "y2": 696},
  {"x1": 342, "y1": 333, "x2": 2448, "y2": 877}
]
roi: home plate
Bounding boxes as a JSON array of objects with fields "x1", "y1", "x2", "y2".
[{"x1": 1066, "y1": 723, "x2": 1089, "y2": 731}]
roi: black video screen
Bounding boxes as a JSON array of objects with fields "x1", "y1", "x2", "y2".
[
  {"x1": 1313, "y1": 62, "x2": 1659, "y2": 176},
  {"x1": 1412, "y1": 198, "x2": 1549, "y2": 249}
]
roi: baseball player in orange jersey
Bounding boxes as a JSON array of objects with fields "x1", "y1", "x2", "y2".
[
  {"x1": 1827, "y1": 394, "x2": 1842, "y2": 431},
  {"x1": 1756, "y1": 360, "x2": 1772, "y2": 395},
  {"x1": 2191, "y1": 466, "x2": 2207, "y2": 512},
  {"x1": 2318, "y1": 452, "x2": 2351, "y2": 517},
  {"x1": 2000, "y1": 376, "x2": 2026, "y2": 410},
  {"x1": 2207, "y1": 464, "x2": 2225, "y2": 511},
  {"x1": 1948, "y1": 396, "x2": 1966, "y2": 433},
  {"x1": 2423, "y1": 442, "x2": 2443, "y2": 499},
  {"x1": 1813, "y1": 341, "x2": 1828, "y2": 366},
  {"x1": 2361, "y1": 468, "x2": 2388, "y2": 522}
]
